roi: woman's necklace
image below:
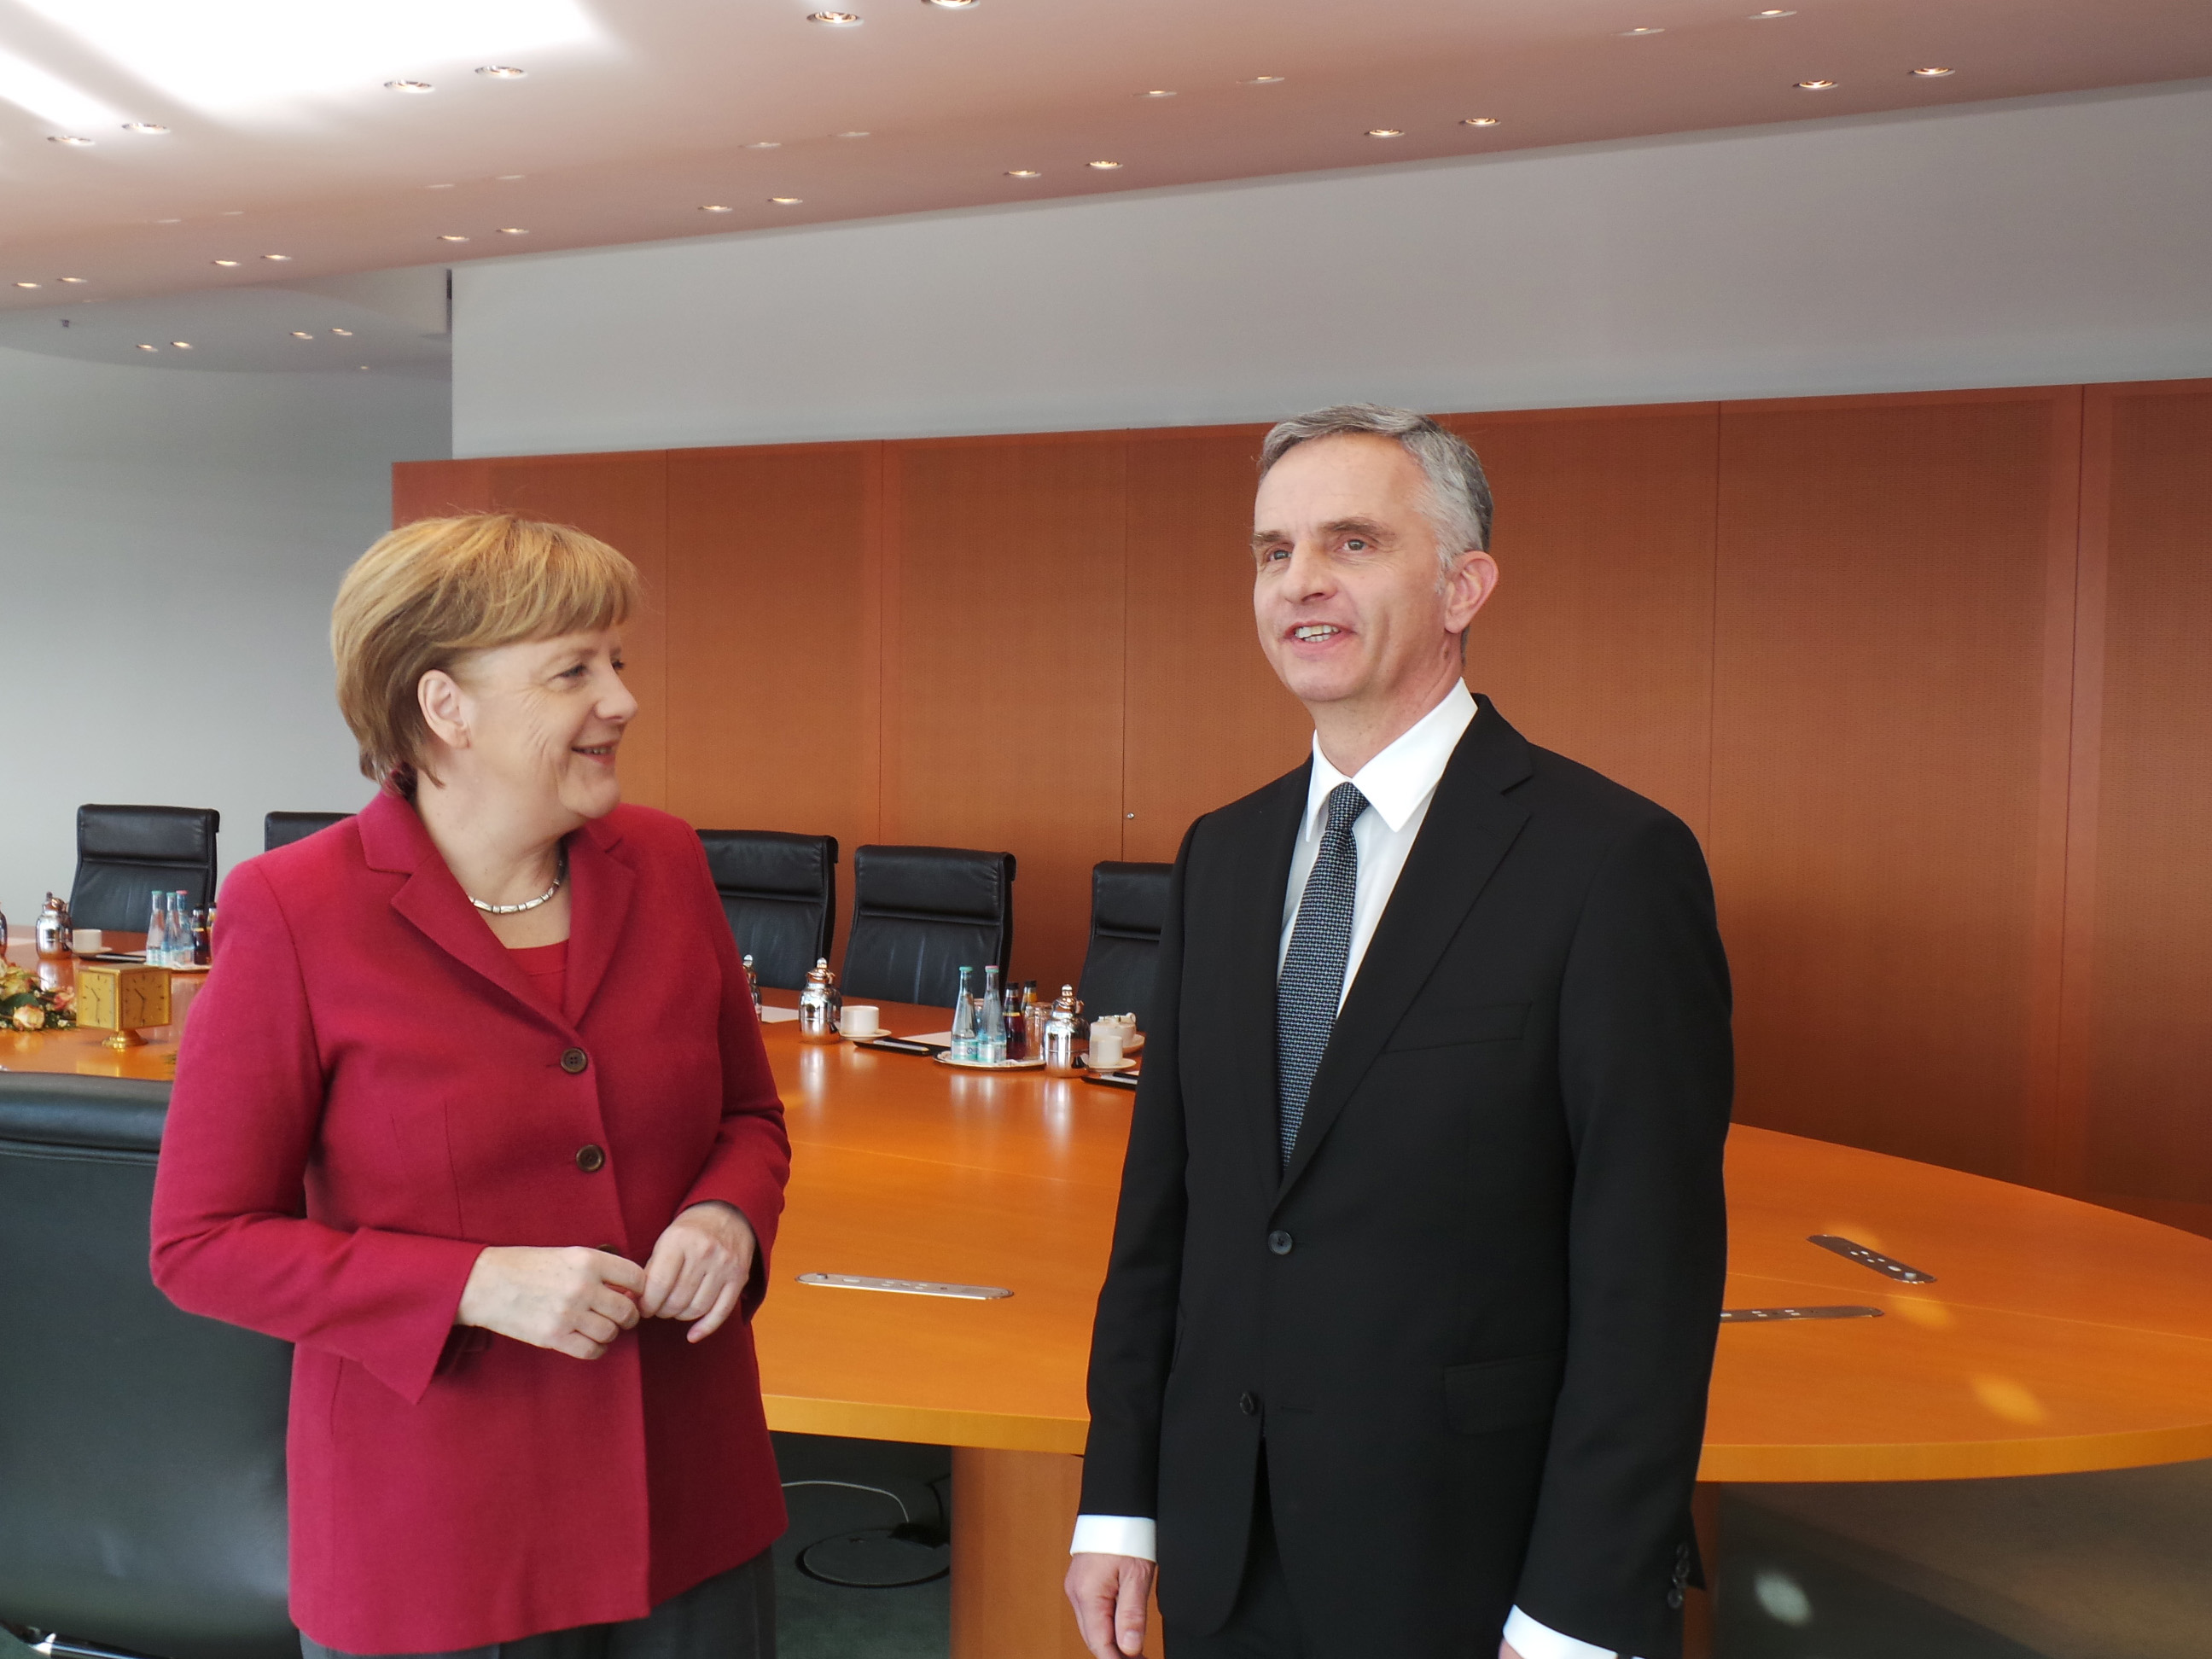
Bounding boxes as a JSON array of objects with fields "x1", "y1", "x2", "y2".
[{"x1": 468, "y1": 849, "x2": 567, "y2": 915}]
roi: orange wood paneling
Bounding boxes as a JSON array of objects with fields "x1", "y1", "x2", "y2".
[
  {"x1": 2072, "y1": 382, "x2": 2212, "y2": 1223},
  {"x1": 882, "y1": 434, "x2": 1128, "y2": 992},
  {"x1": 1121, "y1": 424, "x2": 1307, "y2": 862},
  {"x1": 393, "y1": 459, "x2": 492, "y2": 524},
  {"x1": 1446, "y1": 405, "x2": 1720, "y2": 838},
  {"x1": 1708, "y1": 389, "x2": 2082, "y2": 1183},
  {"x1": 663, "y1": 443, "x2": 884, "y2": 968}
]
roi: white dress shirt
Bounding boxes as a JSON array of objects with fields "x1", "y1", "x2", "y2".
[{"x1": 1073, "y1": 683, "x2": 1628, "y2": 1659}]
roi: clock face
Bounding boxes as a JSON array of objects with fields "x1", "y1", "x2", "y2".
[
  {"x1": 76, "y1": 966, "x2": 170, "y2": 1031},
  {"x1": 76, "y1": 969, "x2": 118, "y2": 1031},
  {"x1": 119, "y1": 971, "x2": 171, "y2": 1027}
]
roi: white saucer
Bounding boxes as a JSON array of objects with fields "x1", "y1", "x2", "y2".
[
  {"x1": 842, "y1": 1028, "x2": 888, "y2": 1043},
  {"x1": 1086, "y1": 1058, "x2": 1138, "y2": 1074}
]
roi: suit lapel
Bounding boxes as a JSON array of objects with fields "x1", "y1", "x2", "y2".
[
  {"x1": 1215, "y1": 763, "x2": 1310, "y2": 1203},
  {"x1": 1276, "y1": 699, "x2": 1534, "y2": 1203},
  {"x1": 361, "y1": 791, "x2": 551, "y2": 1021},
  {"x1": 562, "y1": 816, "x2": 636, "y2": 1026}
]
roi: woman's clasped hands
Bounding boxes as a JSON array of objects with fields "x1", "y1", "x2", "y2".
[{"x1": 457, "y1": 1201, "x2": 759, "y2": 1359}]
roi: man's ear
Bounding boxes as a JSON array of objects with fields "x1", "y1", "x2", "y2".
[
  {"x1": 418, "y1": 668, "x2": 469, "y2": 751},
  {"x1": 1442, "y1": 548, "x2": 1499, "y2": 636}
]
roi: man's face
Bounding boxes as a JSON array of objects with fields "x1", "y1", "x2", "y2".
[{"x1": 1251, "y1": 433, "x2": 1491, "y2": 715}]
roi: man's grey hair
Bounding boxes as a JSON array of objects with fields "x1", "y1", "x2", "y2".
[{"x1": 1259, "y1": 404, "x2": 1494, "y2": 569}]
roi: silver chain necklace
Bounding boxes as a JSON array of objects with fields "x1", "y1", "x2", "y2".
[{"x1": 469, "y1": 850, "x2": 567, "y2": 915}]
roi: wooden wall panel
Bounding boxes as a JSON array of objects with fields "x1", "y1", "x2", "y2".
[
  {"x1": 1708, "y1": 390, "x2": 2081, "y2": 1182},
  {"x1": 1446, "y1": 405, "x2": 1720, "y2": 839},
  {"x1": 2075, "y1": 383, "x2": 2212, "y2": 1230},
  {"x1": 882, "y1": 434, "x2": 1129, "y2": 992},
  {"x1": 1121, "y1": 425, "x2": 1308, "y2": 863},
  {"x1": 663, "y1": 443, "x2": 883, "y2": 970}
]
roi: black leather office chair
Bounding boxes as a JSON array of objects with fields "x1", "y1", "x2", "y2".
[
  {"x1": 263, "y1": 811, "x2": 351, "y2": 853},
  {"x1": 0, "y1": 1075, "x2": 294, "y2": 1659},
  {"x1": 1077, "y1": 862, "x2": 1173, "y2": 1032},
  {"x1": 68, "y1": 806, "x2": 220, "y2": 934},
  {"x1": 696, "y1": 830, "x2": 839, "y2": 991},
  {"x1": 842, "y1": 846, "x2": 1016, "y2": 1009}
]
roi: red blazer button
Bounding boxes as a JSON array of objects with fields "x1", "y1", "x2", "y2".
[
  {"x1": 575, "y1": 1144, "x2": 607, "y2": 1173},
  {"x1": 561, "y1": 1048, "x2": 589, "y2": 1074}
]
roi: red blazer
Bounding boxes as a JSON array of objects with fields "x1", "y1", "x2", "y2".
[{"x1": 151, "y1": 791, "x2": 791, "y2": 1653}]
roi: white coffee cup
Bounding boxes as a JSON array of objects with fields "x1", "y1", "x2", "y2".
[
  {"x1": 71, "y1": 928, "x2": 105, "y2": 954},
  {"x1": 1088, "y1": 1021, "x2": 1125, "y2": 1068},
  {"x1": 841, "y1": 1004, "x2": 883, "y2": 1040}
]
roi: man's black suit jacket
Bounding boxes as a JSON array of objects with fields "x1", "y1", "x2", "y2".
[{"x1": 1080, "y1": 697, "x2": 1732, "y2": 1659}]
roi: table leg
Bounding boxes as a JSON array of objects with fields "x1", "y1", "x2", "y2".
[{"x1": 950, "y1": 1447, "x2": 1091, "y2": 1659}]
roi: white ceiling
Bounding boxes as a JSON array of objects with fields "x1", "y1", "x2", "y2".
[{"x1": 1, "y1": 0, "x2": 2206, "y2": 372}]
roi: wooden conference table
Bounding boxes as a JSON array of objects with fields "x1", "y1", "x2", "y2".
[{"x1": 10, "y1": 951, "x2": 2212, "y2": 1656}]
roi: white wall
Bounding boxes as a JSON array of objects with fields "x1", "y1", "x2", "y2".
[
  {"x1": 0, "y1": 349, "x2": 449, "y2": 928},
  {"x1": 452, "y1": 79, "x2": 2212, "y2": 457}
]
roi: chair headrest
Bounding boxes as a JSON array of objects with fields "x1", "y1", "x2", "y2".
[
  {"x1": 79, "y1": 804, "x2": 220, "y2": 863},
  {"x1": 697, "y1": 830, "x2": 838, "y2": 898},
  {"x1": 854, "y1": 845, "x2": 1015, "y2": 922},
  {"x1": 0, "y1": 1074, "x2": 169, "y2": 1155},
  {"x1": 1092, "y1": 861, "x2": 1173, "y2": 935}
]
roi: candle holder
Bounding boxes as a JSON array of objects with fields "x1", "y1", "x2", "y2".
[{"x1": 73, "y1": 963, "x2": 172, "y2": 1050}]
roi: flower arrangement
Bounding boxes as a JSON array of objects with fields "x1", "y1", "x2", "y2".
[{"x1": 1, "y1": 963, "x2": 75, "y2": 1030}]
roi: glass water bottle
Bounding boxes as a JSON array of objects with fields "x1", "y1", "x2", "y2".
[{"x1": 950, "y1": 966, "x2": 977, "y2": 1062}]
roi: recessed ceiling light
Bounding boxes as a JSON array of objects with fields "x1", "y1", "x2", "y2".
[
  {"x1": 1619, "y1": 26, "x2": 1665, "y2": 35},
  {"x1": 171, "y1": 341, "x2": 192, "y2": 349},
  {"x1": 768, "y1": 195, "x2": 803, "y2": 205},
  {"x1": 426, "y1": 183, "x2": 456, "y2": 189},
  {"x1": 137, "y1": 342, "x2": 158, "y2": 351},
  {"x1": 924, "y1": 0, "x2": 979, "y2": 7},
  {"x1": 1366, "y1": 128, "x2": 1404, "y2": 137},
  {"x1": 496, "y1": 173, "x2": 526, "y2": 180},
  {"x1": 331, "y1": 328, "x2": 354, "y2": 336},
  {"x1": 1243, "y1": 75, "x2": 1285, "y2": 84},
  {"x1": 700, "y1": 203, "x2": 734, "y2": 212},
  {"x1": 807, "y1": 11, "x2": 861, "y2": 23},
  {"x1": 475, "y1": 66, "x2": 527, "y2": 79},
  {"x1": 291, "y1": 330, "x2": 313, "y2": 339},
  {"x1": 1005, "y1": 168, "x2": 1041, "y2": 178},
  {"x1": 212, "y1": 259, "x2": 241, "y2": 266},
  {"x1": 1795, "y1": 78, "x2": 1837, "y2": 89},
  {"x1": 1139, "y1": 90, "x2": 1177, "y2": 98},
  {"x1": 13, "y1": 282, "x2": 38, "y2": 289},
  {"x1": 154, "y1": 217, "x2": 181, "y2": 224},
  {"x1": 1912, "y1": 66, "x2": 1957, "y2": 77},
  {"x1": 1461, "y1": 116, "x2": 1500, "y2": 127},
  {"x1": 1087, "y1": 160, "x2": 1121, "y2": 169},
  {"x1": 358, "y1": 365, "x2": 370, "y2": 370},
  {"x1": 218, "y1": 209, "x2": 243, "y2": 215},
  {"x1": 835, "y1": 130, "x2": 870, "y2": 137},
  {"x1": 497, "y1": 226, "x2": 529, "y2": 235},
  {"x1": 59, "y1": 276, "x2": 88, "y2": 283},
  {"x1": 122, "y1": 122, "x2": 168, "y2": 134},
  {"x1": 1750, "y1": 8, "x2": 1796, "y2": 15},
  {"x1": 49, "y1": 135, "x2": 95, "y2": 146},
  {"x1": 386, "y1": 80, "x2": 434, "y2": 94},
  {"x1": 437, "y1": 233, "x2": 470, "y2": 242},
  {"x1": 262, "y1": 253, "x2": 292, "y2": 260},
  {"x1": 746, "y1": 140, "x2": 782, "y2": 148}
]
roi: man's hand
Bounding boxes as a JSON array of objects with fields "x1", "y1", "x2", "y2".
[
  {"x1": 456, "y1": 1245, "x2": 644, "y2": 1359},
  {"x1": 1067, "y1": 1551, "x2": 1155, "y2": 1658},
  {"x1": 1500, "y1": 1644, "x2": 1525, "y2": 1659},
  {"x1": 640, "y1": 1201, "x2": 759, "y2": 1342}
]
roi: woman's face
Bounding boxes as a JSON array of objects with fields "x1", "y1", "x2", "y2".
[{"x1": 432, "y1": 628, "x2": 637, "y2": 827}]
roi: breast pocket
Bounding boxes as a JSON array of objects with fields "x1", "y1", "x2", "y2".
[
  {"x1": 1386, "y1": 999, "x2": 1530, "y2": 1053},
  {"x1": 1444, "y1": 1349, "x2": 1566, "y2": 1436}
]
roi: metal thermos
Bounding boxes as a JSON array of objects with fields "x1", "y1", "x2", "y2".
[
  {"x1": 742, "y1": 952, "x2": 762, "y2": 1016},
  {"x1": 1042, "y1": 985, "x2": 1084, "y2": 1075},
  {"x1": 34, "y1": 894, "x2": 70, "y2": 959},
  {"x1": 797, "y1": 958, "x2": 842, "y2": 1043}
]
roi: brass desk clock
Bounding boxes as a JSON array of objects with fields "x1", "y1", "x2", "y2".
[{"x1": 74, "y1": 963, "x2": 172, "y2": 1050}]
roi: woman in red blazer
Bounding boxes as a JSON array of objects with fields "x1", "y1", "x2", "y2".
[{"x1": 152, "y1": 515, "x2": 790, "y2": 1658}]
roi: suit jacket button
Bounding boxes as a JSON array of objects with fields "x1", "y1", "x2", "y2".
[
  {"x1": 1237, "y1": 1392, "x2": 1259, "y2": 1417},
  {"x1": 1267, "y1": 1231, "x2": 1295, "y2": 1255},
  {"x1": 561, "y1": 1047, "x2": 589, "y2": 1074},
  {"x1": 576, "y1": 1144, "x2": 607, "y2": 1173}
]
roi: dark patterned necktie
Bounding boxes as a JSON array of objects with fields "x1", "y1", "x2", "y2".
[{"x1": 1277, "y1": 782, "x2": 1369, "y2": 1167}]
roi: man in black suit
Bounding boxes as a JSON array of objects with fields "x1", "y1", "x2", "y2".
[{"x1": 1065, "y1": 405, "x2": 1731, "y2": 1659}]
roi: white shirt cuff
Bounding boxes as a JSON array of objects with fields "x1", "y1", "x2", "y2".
[
  {"x1": 1071, "y1": 1514, "x2": 1157, "y2": 1560},
  {"x1": 1504, "y1": 1605, "x2": 1620, "y2": 1659}
]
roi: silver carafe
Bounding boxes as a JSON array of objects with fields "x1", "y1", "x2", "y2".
[
  {"x1": 1042, "y1": 985, "x2": 1084, "y2": 1075},
  {"x1": 797, "y1": 958, "x2": 842, "y2": 1044},
  {"x1": 34, "y1": 894, "x2": 71, "y2": 959}
]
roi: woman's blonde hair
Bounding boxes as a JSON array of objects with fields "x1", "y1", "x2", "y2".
[{"x1": 332, "y1": 514, "x2": 641, "y2": 794}]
